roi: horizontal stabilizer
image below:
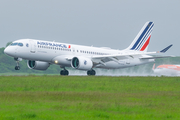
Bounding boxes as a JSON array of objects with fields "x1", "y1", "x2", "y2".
[{"x1": 160, "y1": 44, "x2": 173, "y2": 53}]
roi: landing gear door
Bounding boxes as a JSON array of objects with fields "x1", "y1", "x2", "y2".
[{"x1": 30, "y1": 40, "x2": 36, "y2": 53}]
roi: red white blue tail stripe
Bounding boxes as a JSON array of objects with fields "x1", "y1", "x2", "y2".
[{"x1": 129, "y1": 21, "x2": 154, "y2": 51}]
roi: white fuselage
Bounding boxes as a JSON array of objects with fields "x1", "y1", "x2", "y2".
[{"x1": 4, "y1": 39, "x2": 154, "y2": 70}]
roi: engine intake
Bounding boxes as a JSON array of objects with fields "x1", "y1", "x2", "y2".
[
  {"x1": 27, "y1": 60, "x2": 50, "y2": 70},
  {"x1": 71, "y1": 57, "x2": 93, "y2": 70}
]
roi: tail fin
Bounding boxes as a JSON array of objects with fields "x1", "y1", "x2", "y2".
[{"x1": 126, "y1": 21, "x2": 154, "y2": 52}]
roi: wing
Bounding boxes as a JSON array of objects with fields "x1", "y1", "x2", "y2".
[{"x1": 91, "y1": 51, "x2": 156, "y2": 64}]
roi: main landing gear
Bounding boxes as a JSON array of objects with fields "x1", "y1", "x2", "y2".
[
  {"x1": 60, "y1": 68, "x2": 69, "y2": 76},
  {"x1": 14, "y1": 58, "x2": 21, "y2": 70},
  {"x1": 87, "y1": 69, "x2": 96, "y2": 76}
]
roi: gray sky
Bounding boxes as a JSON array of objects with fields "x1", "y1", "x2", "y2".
[{"x1": 0, "y1": 0, "x2": 179, "y2": 55}]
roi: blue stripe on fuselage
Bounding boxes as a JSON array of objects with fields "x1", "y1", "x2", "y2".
[{"x1": 130, "y1": 22, "x2": 153, "y2": 50}]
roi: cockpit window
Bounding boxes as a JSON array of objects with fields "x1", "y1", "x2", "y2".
[
  {"x1": 11, "y1": 43, "x2": 18, "y2": 46},
  {"x1": 18, "y1": 43, "x2": 23, "y2": 47},
  {"x1": 10, "y1": 42, "x2": 23, "y2": 47}
]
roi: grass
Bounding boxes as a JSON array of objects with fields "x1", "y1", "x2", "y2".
[{"x1": 0, "y1": 76, "x2": 180, "y2": 120}]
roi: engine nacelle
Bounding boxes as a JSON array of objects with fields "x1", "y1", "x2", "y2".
[
  {"x1": 27, "y1": 60, "x2": 50, "y2": 71},
  {"x1": 71, "y1": 56, "x2": 93, "y2": 70}
]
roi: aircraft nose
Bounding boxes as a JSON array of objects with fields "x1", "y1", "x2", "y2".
[
  {"x1": 4, "y1": 47, "x2": 15, "y2": 56},
  {"x1": 4, "y1": 47, "x2": 8, "y2": 54}
]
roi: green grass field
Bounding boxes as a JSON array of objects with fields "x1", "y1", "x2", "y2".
[{"x1": 0, "y1": 76, "x2": 180, "y2": 120}]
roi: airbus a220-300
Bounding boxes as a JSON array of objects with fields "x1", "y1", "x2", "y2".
[{"x1": 4, "y1": 21, "x2": 173, "y2": 75}]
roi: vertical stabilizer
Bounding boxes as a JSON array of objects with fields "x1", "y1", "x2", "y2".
[{"x1": 126, "y1": 21, "x2": 154, "y2": 52}]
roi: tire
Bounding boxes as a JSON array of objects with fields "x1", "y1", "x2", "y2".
[
  {"x1": 60, "y1": 70, "x2": 69, "y2": 76},
  {"x1": 87, "y1": 71, "x2": 91, "y2": 76},
  {"x1": 92, "y1": 70, "x2": 96, "y2": 75},
  {"x1": 87, "y1": 70, "x2": 96, "y2": 76},
  {"x1": 60, "y1": 70, "x2": 64, "y2": 75},
  {"x1": 15, "y1": 66, "x2": 20, "y2": 70},
  {"x1": 64, "y1": 70, "x2": 69, "y2": 76}
]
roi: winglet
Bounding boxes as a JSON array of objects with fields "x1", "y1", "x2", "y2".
[{"x1": 159, "y1": 44, "x2": 173, "y2": 53}]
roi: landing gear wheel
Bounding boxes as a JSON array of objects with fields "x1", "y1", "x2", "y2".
[
  {"x1": 60, "y1": 70, "x2": 69, "y2": 76},
  {"x1": 87, "y1": 71, "x2": 91, "y2": 75},
  {"x1": 14, "y1": 59, "x2": 20, "y2": 70},
  {"x1": 64, "y1": 70, "x2": 69, "y2": 75},
  {"x1": 15, "y1": 66, "x2": 20, "y2": 70},
  {"x1": 87, "y1": 69, "x2": 96, "y2": 76},
  {"x1": 60, "y1": 70, "x2": 63, "y2": 75},
  {"x1": 92, "y1": 70, "x2": 96, "y2": 75}
]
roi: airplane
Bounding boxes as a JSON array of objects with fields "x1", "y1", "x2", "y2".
[
  {"x1": 4, "y1": 21, "x2": 173, "y2": 76},
  {"x1": 152, "y1": 64, "x2": 180, "y2": 76}
]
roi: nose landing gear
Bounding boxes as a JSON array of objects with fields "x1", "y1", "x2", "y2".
[
  {"x1": 15, "y1": 62, "x2": 20, "y2": 70},
  {"x1": 14, "y1": 58, "x2": 22, "y2": 70}
]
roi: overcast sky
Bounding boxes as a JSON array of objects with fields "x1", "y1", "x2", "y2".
[{"x1": 0, "y1": 0, "x2": 179, "y2": 55}]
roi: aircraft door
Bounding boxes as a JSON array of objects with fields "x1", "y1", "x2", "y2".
[{"x1": 30, "y1": 40, "x2": 36, "y2": 53}]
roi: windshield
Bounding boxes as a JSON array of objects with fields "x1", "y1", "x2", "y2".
[
  {"x1": 18, "y1": 43, "x2": 23, "y2": 46},
  {"x1": 10, "y1": 43, "x2": 18, "y2": 46},
  {"x1": 10, "y1": 42, "x2": 23, "y2": 47}
]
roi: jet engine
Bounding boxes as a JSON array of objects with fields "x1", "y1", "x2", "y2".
[
  {"x1": 27, "y1": 60, "x2": 50, "y2": 70},
  {"x1": 71, "y1": 57, "x2": 93, "y2": 70}
]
